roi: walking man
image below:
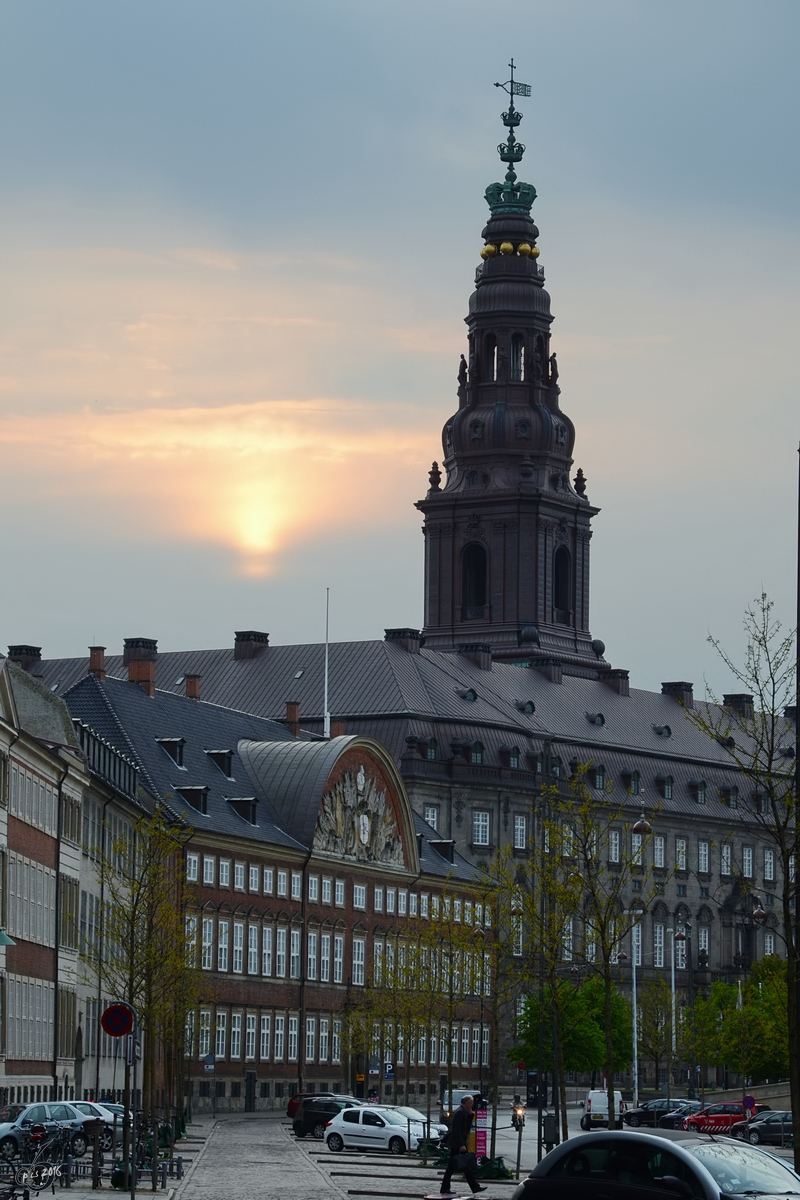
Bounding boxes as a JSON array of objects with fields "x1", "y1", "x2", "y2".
[{"x1": 440, "y1": 1095, "x2": 486, "y2": 1197}]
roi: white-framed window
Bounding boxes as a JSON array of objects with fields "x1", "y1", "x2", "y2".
[
  {"x1": 421, "y1": 893, "x2": 429, "y2": 918},
  {"x1": 461, "y1": 1026, "x2": 470, "y2": 1066},
  {"x1": 306, "y1": 1017, "x2": 316, "y2": 1062},
  {"x1": 332, "y1": 1019, "x2": 341, "y2": 1063},
  {"x1": 307, "y1": 931, "x2": 318, "y2": 980},
  {"x1": 743, "y1": 846, "x2": 753, "y2": 878},
  {"x1": 609, "y1": 830, "x2": 620, "y2": 863},
  {"x1": 234, "y1": 862, "x2": 245, "y2": 891},
  {"x1": 654, "y1": 923, "x2": 665, "y2": 968},
  {"x1": 308, "y1": 875, "x2": 319, "y2": 902},
  {"x1": 512, "y1": 913, "x2": 523, "y2": 957},
  {"x1": 335, "y1": 879, "x2": 345, "y2": 907},
  {"x1": 398, "y1": 890, "x2": 408, "y2": 916},
  {"x1": 334, "y1": 934, "x2": 344, "y2": 983},
  {"x1": 676, "y1": 838, "x2": 687, "y2": 871},
  {"x1": 233, "y1": 922, "x2": 244, "y2": 973},
  {"x1": 353, "y1": 884, "x2": 366, "y2": 910},
  {"x1": 698, "y1": 926, "x2": 709, "y2": 955},
  {"x1": 186, "y1": 853, "x2": 198, "y2": 882},
  {"x1": 263, "y1": 866, "x2": 274, "y2": 894},
  {"x1": 248, "y1": 925, "x2": 259, "y2": 974},
  {"x1": 230, "y1": 1012, "x2": 242, "y2": 1059},
  {"x1": 290, "y1": 928, "x2": 301, "y2": 979},
  {"x1": 215, "y1": 1010, "x2": 227, "y2": 1058},
  {"x1": 631, "y1": 832, "x2": 643, "y2": 865},
  {"x1": 262, "y1": 926, "x2": 273, "y2": 976},
  {"x1": 424, "y1": 805, "x2": 438, "y2": 830},
  {"x1": 654, "y1": 835, "x2": 665, "y2": 869},
  {"x1": 352, "y1": 938, "x2": 365, "y2": 985},
  {"x1": 562, "y1": 916, "x2": 573, "y2": 961},
  {"x1": 260, "y1": 1014, "x2": 271, "y2": 1060},
  {"x1": 249, "y1": 865, "x2": 259, "y2": 893},
  {"x1": 201, "y1": 917, "x2": 214, "y2": 970},
  {"x1": 319, "y1": 1018, "x2": 329, "y2": 1062},
  {"x1": 320, "y1": 933, "x2": 331, "y2": 982},
  {"x1": 245, "y1": 1013, "x2": 256, "y2": 1060},
  {"x1": 675, "y1": 926, "x2": 687, "y2": 970},
  {"x1": 291, "y1": 872, "x2": 302, "y2": 901},
  {"x1": 274, "y1": 1015, "x2": 284, "y2": 1061},
  {"x1": 410, "y1": 892, "x2": 418, "y2": 916},
  {"x1": 473, "y1": 811, "x2": 490, "y2": 846},
  {"x1": 288, "y1": 1016, "x2": 298, "y2": 1061},
  {"x1": 482, "y1": 1027, "x2": 489, "y2": 1066},
  {"x1": 721, "y1": 844, "x2": 732, "y2": 876},
  {"x1": 322, "y1": 877, "x2": 332, "y2": 904},
  {"x1": 199, "y1": 1010, "x2": 211, "y2": 1057},
  {"x1": 219, "y1": 859, "x2": 230, "y2": 888},
  {"x1": 373, "y1": 940, "x2": 384, "y2": 985},
  {"x1": 276, "y1": 928, "x2": 287, "y2": 977},
  {"x1": 472, "y1": 1027, "x2": 480, "y2": 1066},
  {"x1": 217, "y1": 920, "x2": 229, "y2": 972},
  {"x1": 765, "y1": 849, "x2": 775, "y2": 881},
  {"x1": 514, "y1": 815, "x2": 527, "y2": 850},
  {"x1": 277, "y1": 870, "x2": 288, "y2": 898},
  {"x1": 203, "y1": 856, "x2": 215, "y2": 886},
  {"x1": 699, "y1": 841, "x2": 709, "y2": 873},
  {"x1": 386, "y1": 888, "x2": 396, "y2": 914},
  {"x1": 765, "y1": 932, "x2": 775, "y2": 956},
  {"x1": 374, "y1": 886, "x2": 384, "y2": 913}
]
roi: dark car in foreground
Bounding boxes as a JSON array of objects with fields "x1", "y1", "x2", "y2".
[
  {"x1": 658, "y1": 1100, "x2": 703, "y2": 1128},
  {"x1": 510, "y1": 1129, "x2": 800, "y2": 1200},
  {"x1": 293, "y1": 1097, "x2": 361, "y2": 1139},
  {"x1": 730, "y1": 1110, "x2": 793, "y2": 1145}
]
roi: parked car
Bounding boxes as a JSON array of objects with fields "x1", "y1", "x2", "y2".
[
  {"x1": 730, "y1": 1110, "x2": 793, "y2": 1145},
  {"x1": 622, "y1": 1098, "x2": 680, "y2": 1128},
  {"x1": 658, "y1": 1100, "x2": 704, "y2": 1129},
  {"x1": 386, "y1": 1106, "x2": 448, "y2": 1139},
  {"x1": 683, "y1": 1102, "x2": 771, "y2": 1134},
  {"x1": 287, "y1": 1090, "x2": 335, "y2": 1119},
  {"x1": 440, "y1": 1090, "x2": 479, "y2": 1122},
  {"x1": 579, "y1": 1089, "x2": 626, "y2": 1130},
  {"x1": 510, "y1": 1129, "x2": 800, "y2": 1199},
  {"x1": 325, "y1": 1106, "x2": 422, "y2": 1155},
  {"x1": 0, "y1": 1103, "x2": 89, "y2": 1161},
  {"x1": 69, "y1": 1101, "x2": 123, "y2": 1151},
  {"x1": 293, "y1": 1097, "x2": 361, "y2": 1139}
]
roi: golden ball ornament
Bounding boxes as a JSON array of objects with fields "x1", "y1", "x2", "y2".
[
  {"x1": 482, "y1": 243, "x2": 497, "y2": 258},
  {"x1": 530, "y1": 245, "x2": 540, "y2": 259},
  {"x1": 517, "y1": 243, "x2": 532, "y2": 256},
  {"x1": 499, "y1": 241, "x2": 514, "y2": 255}
]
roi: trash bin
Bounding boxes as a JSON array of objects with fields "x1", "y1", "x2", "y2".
[{"x1": 542, "y1": 1114, "x2": 559, "y2": 1146}]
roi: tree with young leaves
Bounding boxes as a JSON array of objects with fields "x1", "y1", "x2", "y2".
[
  {"x1": 685, "y1": 594, "x2": 798, "y2": 1165},
  {"x1": 637, "y1": 977, "x2": 673, "y2": 1092}
]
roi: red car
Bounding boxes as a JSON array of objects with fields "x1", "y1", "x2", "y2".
[
  {"x1": 286, "y1": 1091, "x2": 335, "y2": 1119},
  {"x1": 683, "y1": 1101, "x2": 770, "y2": 1133}
]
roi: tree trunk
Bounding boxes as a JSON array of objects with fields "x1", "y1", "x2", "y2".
[{"x1": 554, "y1": 1001, "x2": 568, "y2": 1141}]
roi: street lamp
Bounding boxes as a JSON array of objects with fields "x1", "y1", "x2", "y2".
[{"x1": 619, "y1": 908, "x2": 644, "y2": 1110}]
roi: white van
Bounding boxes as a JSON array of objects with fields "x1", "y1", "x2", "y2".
[
  {"x1": 441, "y1": 1089, "x2": 479, "y2": 1121},
  {"x1": 580, "y1": 1089, "x2": 626, "y2": 1129}
]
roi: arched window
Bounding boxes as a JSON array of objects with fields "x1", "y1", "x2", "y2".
[
  {"x1": 483, "y1": 334, "x2": 497, "y2": 382},
  {"x1": 553, "y1": 546, "x2": 571, "y2": 623},
  {"x1": 462, "y1": 542, "x2": 487, "y2": 620},
  {"x1": 510, "y1": 333, "x2": 524, "y2": 381}
]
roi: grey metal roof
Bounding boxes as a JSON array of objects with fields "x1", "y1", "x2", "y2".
[{"x1": 5, "y1": 660, "x2": 80, "y2": 747}]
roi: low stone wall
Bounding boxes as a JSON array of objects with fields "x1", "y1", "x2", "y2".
[{"x1": 701, "y1": 1082, "x2": 792, "y2": 1110}]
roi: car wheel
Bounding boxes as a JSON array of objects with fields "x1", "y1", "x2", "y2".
[
  {"x1": 327, "y1": 1133, "x2": 344, "y2": 1153},
  {"x1": 293, "y1": 1123, "x2": 305, "y2": 1138},
  {"x1": 732, "y1": 1128, "x2": 744, "y2": 1140},
  {"x1": 627, "y1": 1114, "x2": 639, "y2": 1128},
  {"x1": 579, "y1": 1116, "x2": 590, "y2": 1131},
  {"x1": 748, "y1": 1130, "x2": 761, "y2": 1144},
  {"x1": 100, "y1": 1130, "x2": 113, "y2": 1152},
  {"x1": 71, "y1": 1134, "x2": 88, "y2": 1158},
  {"x1": 0, "y1": 1137, "x2": 17, "y2": 1161},
  {"x1": 313, "y1": 1123, "x2": 327, "y2": 1140},
  {"x1": 389, "y1": 1136, "x2": 406, "y2": 1155}
]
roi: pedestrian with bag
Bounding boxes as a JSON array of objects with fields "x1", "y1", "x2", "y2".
[{"x1": 439, "y1": 1095, "x2": 486, "y2": 1197}]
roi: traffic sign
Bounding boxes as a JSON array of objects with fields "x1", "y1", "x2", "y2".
[
  {"x1": 204, "y1": 1053, "x2": 215, "y2": 1074},
  {"x1": 101, "y1": 1004, "x2": 133, "y2": 1038},
  {"x1": 743, "y1": 1095, "x2": 756, "y2": 1111}
]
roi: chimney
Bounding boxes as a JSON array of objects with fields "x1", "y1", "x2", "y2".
[
  {"x1": 88, "y1": 646, "x2": 106, "y2": 681},
  {"x1": 532, "y1": 657, "x2": 563, "y2": 684},
  {"x1": 600, "y1": 668, "x2": 630, "y2": 697},
  {"x1": 234, "y1": 631, "x2": 269, "y2": 660},
  {"x1": 330, "y1": 718, "x2": 346, "y2": 738},
  {"x1": 7, "y1": 645, "x2": 42, "y2": 673},
  {"x1": 661, "y1": 681, "x2": 694, "y2": 708},
  {"x1": 384, "y1": 628, "x2": 423, "y2": 654},
  {"x1": 458, "y1": 643, "x2": 492, "y2": 671},
  {"x1": 185, "y1": 674, "x2": 201, "y2": 700},
  {"x1": 124, "y1": 637, "x2": 158, "y2": 698},
  {"x1": 285, "y1": 700, "x2": 300, "y2": 738},
  {"x1": 723, "y1": 693, "x2": 754, "y2": 720}
]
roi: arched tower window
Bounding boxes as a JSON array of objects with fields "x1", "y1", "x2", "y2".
[
  {"x1": 553, "y1": 546, "x2": 571, "y2": 624},
  {"x1": 462, "y1": 542, "x2": 487, "y2": 620},
  {"x1": 510, "y1": 333, "x2": 524, "y2": 382},
  {"x1": 483, "y1": 334, "x2": 497, "y2": 382}
]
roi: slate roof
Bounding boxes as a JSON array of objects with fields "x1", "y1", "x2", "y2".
[{"x1": 5, "y1": 660, "x2": 80, "y2": 747}]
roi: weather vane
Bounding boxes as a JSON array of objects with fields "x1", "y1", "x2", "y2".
[
  {"x1": 484, "y1": 60, "x2": 536, "y2": 215},
  {"x1": 494, "y1": 58, "x2": 532, "y2": 102}
]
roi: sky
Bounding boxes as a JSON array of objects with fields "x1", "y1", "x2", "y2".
[{"x1": 0, "y1": 0, "x2": 798, "y2": 697}]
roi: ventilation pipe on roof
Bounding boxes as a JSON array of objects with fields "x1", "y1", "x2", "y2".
[
  {"x1": 185, "y1": 675, "x2": 201, "y2": 700},
  {"x1": 7, "y1": 645, "x2": 42, "y2": 672},
  {"x1": 384, "y1": 628, "x2": 423, "y2": 654},
  {"x1": 662, "y1": 681, "x2": 694, "y2": 709},
  {"x1": 600, "y1": 668, "x2": 630, "y2": 697},
  {"x1": 458, "y1": 643, "x2": 492, "y2": 671},
  {"x1": 124, "y1": 637, "x2": 157, "y2": 698},
  {"x1": 88, "y1": 646, "x2": 106, "y2": 681},
  {"x1": 285, "y1": 701, "x2": 301, "y2": 738},
  {"x1": 234, "y1": 631, "x2": 269, "y2": 660}
]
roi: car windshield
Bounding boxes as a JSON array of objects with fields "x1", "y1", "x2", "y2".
[
  {"x1": 381, "y1": 1111, "x2": 408, "y2": 1126},
  {"x1": 688, "y1": 1142, "x2": 800, "y2": 1195},
  {"x1": 393, "y1": 1108, "x2": 427, "y2": 1122}
]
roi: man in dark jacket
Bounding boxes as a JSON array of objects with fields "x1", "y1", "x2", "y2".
[{"x1": 440, "y1": 1096, "x2": 486, "y2": 1196}]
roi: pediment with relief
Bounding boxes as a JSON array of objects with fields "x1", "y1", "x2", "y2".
[{"x1": 314, "y1": 763, "x2": 405, "y2": 867}]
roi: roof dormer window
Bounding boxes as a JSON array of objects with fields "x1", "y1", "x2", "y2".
[
  {"x1": 157, "y1": 738, "x2": 185, "y2": 768},
  {"x1": 205, "y1": 749, "x2": 234, "y2": 779},
  {"x1": 226, "y1": 797, "x2": 258, "y2": 825},
  {"x1": 177, "y1": 785, "x2": 208, "y2": 815}
]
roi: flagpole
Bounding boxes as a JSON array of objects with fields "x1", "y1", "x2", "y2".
[{"x1": 323, "y1": 588, "x2": 331, "y2": 739}]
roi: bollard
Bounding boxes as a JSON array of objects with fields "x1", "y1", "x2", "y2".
[
  {"x1": 159, "y1": 1162, "x2": 167, "y2": 1190},
  {"x1": 176, "y1": 1156, "x2": 183, "y2": 1180},
  {"x1": 64, "y1": 1154, "x2": 72, "y2": 1189}
]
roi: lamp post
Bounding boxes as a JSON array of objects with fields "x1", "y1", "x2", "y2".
[{"x1": 619, "y1": 908, "x2": 644, "y2": 1109}]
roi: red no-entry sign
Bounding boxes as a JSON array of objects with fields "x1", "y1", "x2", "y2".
[{"x1": 101, "y1": 1004, "x2": 134, "y2": 1038}]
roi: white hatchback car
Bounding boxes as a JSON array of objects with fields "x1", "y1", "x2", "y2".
[{"x1": 325, "y1": 1106, "x2": 422, "y2": 1154}]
